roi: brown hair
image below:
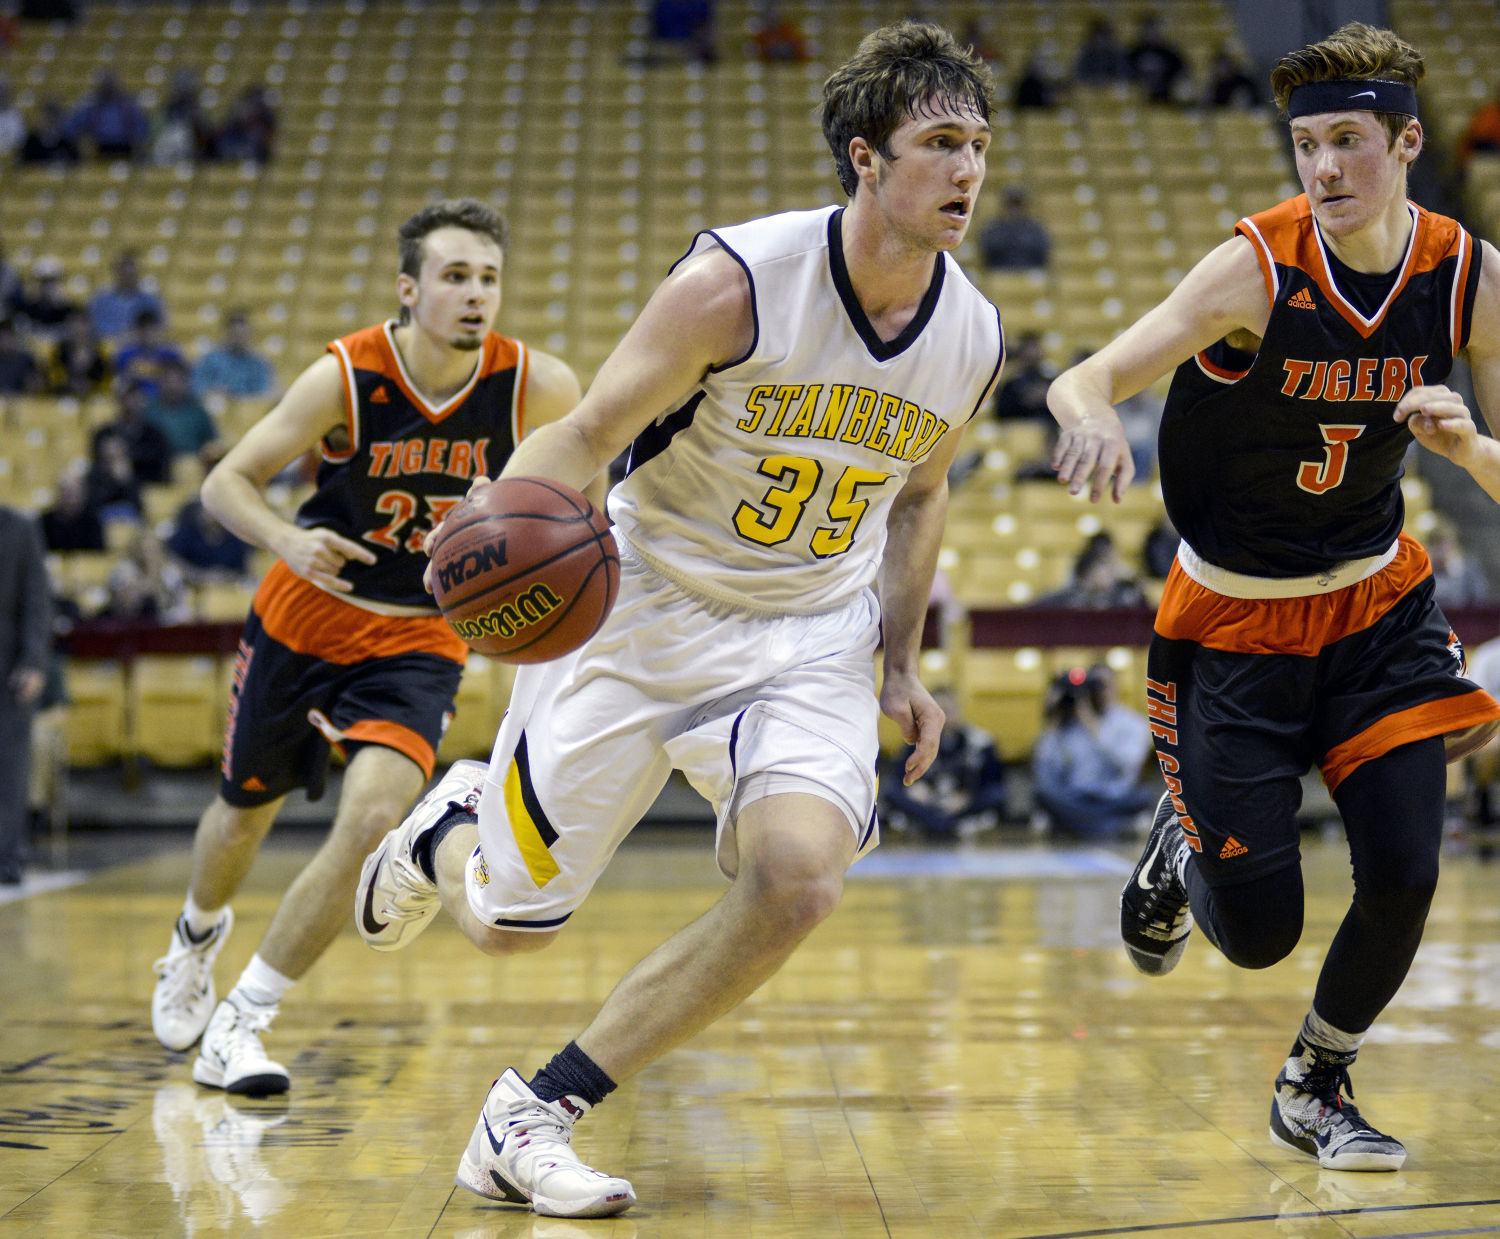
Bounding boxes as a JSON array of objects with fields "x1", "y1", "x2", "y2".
[
  {"x1": 396, "y1": 198, "x2": 508, "y2": 279},
  {"x1": 1270, "y1": 22, "x2": 1424, "y2": 146},
  {"x1": 821, "y1": 21, "x2": 995, "y2": 198}
]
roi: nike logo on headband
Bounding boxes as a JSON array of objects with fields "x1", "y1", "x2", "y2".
[{"x1": 1350, "y1": 90, "x2": 1376, "y2": 100}]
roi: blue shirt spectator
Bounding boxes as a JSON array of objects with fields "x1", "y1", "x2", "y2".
[
  {"x1": 66, "y1": 71, "x2": 150, "y2": 158},
  {"x1": 193, "y1": 310, "x2": 275, "y2": 399},
  {"x1": 88, "y1": 251, "x2": 165, "y2": 341},
  {"x1": 113, "y1": 307, "x2": 185, "y2": 398},
  {"x1": 167, "y1": 496, "x2": 250, "y2": 578}
]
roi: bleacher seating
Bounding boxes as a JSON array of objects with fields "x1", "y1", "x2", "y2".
[{"x1": 0, "y1": 0, "x2": 1473, "y2": 771}]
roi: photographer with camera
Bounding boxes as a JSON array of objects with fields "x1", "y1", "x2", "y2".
[{"x1": 1032, "y1": 663, "x2": 1159, "y2": 838}]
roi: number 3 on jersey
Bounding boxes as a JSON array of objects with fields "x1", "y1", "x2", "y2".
[
  {"x1": 367, "y1": 491, "x2": 462, "y2": 553},
  {"x1": 1297, "y1": 424, "x2": 1364, "y2": 495},
  {"x1": 733, "y1": 455, "x2": 891, "y2": 558}
]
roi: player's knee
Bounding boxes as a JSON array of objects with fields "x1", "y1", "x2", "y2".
[
  {"x1": 1207, "y1": 875, "x2": 1303, "y2": 969},
  {"x1": 1355, "y1": 868, "x2": 1437, "y2": 934},
  {"x1": 471, "y1": 925, "x2": 559, "y2": 957},
  {"x1": 740, "y1": 854, "x2": 845, "y2": 935},
  {"x1": 1217, "y1": 919, "x2": 1301, "y2": 969}
]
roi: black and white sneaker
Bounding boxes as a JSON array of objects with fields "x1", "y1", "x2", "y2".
[
  {"x1": 1119, "y1": 791, "x2": 1193, "y2": 975},
  {"x1": 1269, "y1": 1039, "x2": 1406, "y2": 1171}
]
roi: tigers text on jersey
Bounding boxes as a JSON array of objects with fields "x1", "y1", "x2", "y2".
[
  {"x1": 608, "y1": 206, "x2": 1004, "y2": 614},
  {"x1": 1159, "y1": 195, "x2": 1482, "y2": 577},
  {"x1": 295, "y1": 321, "x2": 527, "y2": 608}
]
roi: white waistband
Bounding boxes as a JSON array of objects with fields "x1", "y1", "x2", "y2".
[{"x1": 1175, "y1": 539, "x2": 1400, "y2": 599}]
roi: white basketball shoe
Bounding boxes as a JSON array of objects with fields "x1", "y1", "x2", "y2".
[
  {"x1": 455, "y1": 1069, "x2": 636, "y2": 1217},
  {"x1": 192, "y1": 995, "x2": 290, "y2": 1096},
  {"x1": 152, "y1": 908, "x2": 235, "y2": 1051},
  {"x1": 356, "y1": 760, "x2": 487, "y2": 952}
]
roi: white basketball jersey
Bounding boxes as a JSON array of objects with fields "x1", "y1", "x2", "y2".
[{"x1": 609, "y1": 206, "x2": 1004, "y2": 614}]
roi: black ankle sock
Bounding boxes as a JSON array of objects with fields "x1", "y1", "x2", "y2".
[
  {"x1": 530, "y1": 1041, "x2": 617, "y2": 1108},
  {"x1": 413, "y1": 808, "x2": 475, "y2": 882}
]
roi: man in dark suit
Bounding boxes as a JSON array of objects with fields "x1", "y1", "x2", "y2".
[{"x1": 0, "y1": 506, "x2": 52, "y2": 884}]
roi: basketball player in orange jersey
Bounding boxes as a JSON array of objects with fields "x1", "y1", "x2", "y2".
[
  {"x1": 1048, "y1": 23, "x2": 1500, "y2": 1172},
  {"x1": 149, "y1": 199, "x2": 587, "y2": 1096},
  {"x1": 355, "y1": 22, "x2": 1002, "y2": 1218}
]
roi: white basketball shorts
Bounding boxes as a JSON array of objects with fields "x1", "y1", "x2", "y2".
[{"x1": 463, "y1": 545, "x2": 883, "y2": 930}]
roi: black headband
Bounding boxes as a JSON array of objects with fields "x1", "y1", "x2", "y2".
[{"x1": 1287, "y1": 78, "x2": 1419, "y2": 121}]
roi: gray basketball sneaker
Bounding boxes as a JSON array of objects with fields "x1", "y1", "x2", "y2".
[
  {"x1": 1270, "y1": 1039, "x2": 1406, "y2": 1171},
  {"x1": 152, "y1": 908, "x2": 235, "y2": 1051}
]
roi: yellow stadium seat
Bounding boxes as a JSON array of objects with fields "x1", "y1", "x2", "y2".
[
  {"x1": 64, "y1": 659, "x2": 129, "y2": 768},
  {"x1": 130, "y1": 654, "x2": 227, "y2": 768}
]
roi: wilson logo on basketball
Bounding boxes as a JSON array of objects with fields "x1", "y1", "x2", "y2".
[
  {"x1": 436, "y1": 539, "x2": 509, "y2": 593},
  {"x1": 451, "y1": 583, "x2": 565, "y2": 643}
]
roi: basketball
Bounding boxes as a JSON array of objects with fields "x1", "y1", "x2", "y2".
[{"x1": 429, "y1": 477, "x2": 620, "y2": 664}]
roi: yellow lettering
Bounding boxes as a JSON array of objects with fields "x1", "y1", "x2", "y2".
[
  {"x1": 839, "y1": 387, "x2": 878, "y2": 444},
  {"x1": 738, "y1": 385, "x2": 775, "y2": 434},
  {"x1": 813, "y1": 385, "x2": 852, "y2": 439},
  {"x1": 781, "y1": 385, "x2": 822, "y2": 438},
  {"x1": 863, "y1": 393, "x2": 902, "y2": 454},
  {"x1": 765, "y1": 385, "x2": 804, "y2": 436},
  {"x1": 888, "y1": 401, "x2": 923, "y2": 460}
]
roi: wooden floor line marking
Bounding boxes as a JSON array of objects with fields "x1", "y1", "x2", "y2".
[{"x1": 1010, "y1": 1197, "x2": 1500, "y2": 1239}]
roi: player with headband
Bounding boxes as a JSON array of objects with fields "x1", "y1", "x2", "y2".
[{"x1": 1048, "y1": 23, "x2": 1500, "y2": 1170}]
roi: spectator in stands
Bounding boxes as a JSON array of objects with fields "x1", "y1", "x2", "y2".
[
  {"x1": 1127, "y1": 13, "x2": 1188, "y2": 105},
  {"x1": 648, "y1": 0, "x2": 717, "y2": 65},
  {"x1": 100, "y1": 528, "x2": 191, "y2": 624},
  {"x1": 83, "y1": 427, "x2": 143, "y2": 524},
  {"x1": 166, "y1": 495, "x2": 252, "y2": 581},
  {"x1": 113, "y1": 306, "x2": 185, "y2": 398},
  {"x1": 40, "y1": 467, "x2": 106, "y2": 553},
  {"x1": 1205, "y1": 46, "x2": 1260, "y2": 110},
  {"x1": 213, "y1": 85, "x2": 276, "y2": 165},
  {"x1": 978, "y1": 185, "x2": 1052, "y2": 271},
  {"x1": 1035, "y1": 533, "x2": 1149, "y2": 610},
  {"x1": 192, "y1": 309, "x2": 275, "y2": 399},
  {"x1": 752, "y1": 4, "x2": 808, "y2": 63},
  {"x1": 881, "y1": 688, "x2": 1007, "y2": 840},
  {"x1": 1032, "y1": 663, "x2": 1158, "y2": 839},
  {"x1": 88, "y1": 251, "x2": 165, "y2": 343},
  {"x1": 19, "y1": 99, "x2": 81, "y2": 168},
  {"x1": 95, "y1": 379, "x2": 173, "y2": 486},
  {"x1": 1425, "y1": 518, "x2": 1492, "y2": 609},
  {"x1": 47, "y1": 309, "x2": 110, "y2": 397},
  {"x1": 67, "y1": 70, "x2": 150, "y2": 159},
  {"x1": 0, "y1": 242, "x2": 23, "y2": 317},
  {"x1": 1013, "y1": 49, "x2": 1061, "y2": 111},
  {"x1": 146, "y1": 357, "x2": 219, "y2": 459},
  {"x1": 1458, "y1": 81, "x2": 1500, "y2": 172},
  {"x1": 990, "y1": 331, "x2": 1056, "y2": 422},
  {"x1": 0, "y1": 317, "x2": 42, "y2": 394},
  {"x1": 0, "y1": 74, "x2": 24, "y2": 163},
  {"x1": 1074, "y1": 17, "x2": 1129, "y2": 85},
  {"x1": 152, "y1": 68, "x2": 214, "y2": 166},
  {"x1": 0, "y1": 505, "x2": 51, "y2": 885},
  {"x1": 1141, "y1": 514, "x2": 1179, "y2": 580},
  {"x1": 14, "y1": 255, "x2": 77, "y2": 343}
]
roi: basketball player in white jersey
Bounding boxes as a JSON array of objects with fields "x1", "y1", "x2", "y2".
[{"x1": 356, "y1": 21, "x2": 1004, "y2": 1217}]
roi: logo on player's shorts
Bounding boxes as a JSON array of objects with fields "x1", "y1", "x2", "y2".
[
  {"x1": 436, "y1": 539, "x2": 509, "y2": 593},
  {"x1": 450, "y1": 583, "x2": 564, "y2": 644},
  {"x1": 1219, "y1": 836, "x2": 1248, "y2": 860},
  {"x1": 473, "y1": 853, "x2": 489, "y2": 887},
  {"x1": 1447, "y1": 628, "x2": 1466, "y2": 672}
]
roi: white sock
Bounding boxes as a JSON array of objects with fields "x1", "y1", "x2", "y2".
[
  {"x1": 231, "y1": 954, "x2": 295, "y2": 1008},
  {"x1": 182, "y1": 896, "x2": 225, "y2": 939},
  {"x1": 1300, "y1": 1008, "x2": 1364, "y2": 1056}
]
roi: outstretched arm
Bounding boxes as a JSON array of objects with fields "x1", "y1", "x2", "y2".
[
  {"x1": 1047, "y1": 235, "x2": 1270, "y2": 502},
  {"x1": 1397, "y1": 239, "x2": 1500, "y2": 501}
]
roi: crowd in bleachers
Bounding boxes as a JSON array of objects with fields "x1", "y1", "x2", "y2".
[{"x1": 0, "y1": 0, "x2": 1497, "y2": 819}]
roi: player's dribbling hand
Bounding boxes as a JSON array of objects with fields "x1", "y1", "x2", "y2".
[
  {"x1": 420, "y1": 474, "x2": 496, "y2": 594},
  {"x1": 880, "y1": 672, "x2": 946, "y2": 785},
  {"x1": 1052, "y1": 412, "x2": 1135, "y2": 503},
  {"x1": 1395, "y1": 384, "x2": 1479, "y2": 464},
  {"x1": 282, "y1": 527, "x2": 377, "y2": 593}
]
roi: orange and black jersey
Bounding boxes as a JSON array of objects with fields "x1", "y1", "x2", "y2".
[
  {"x1": 296, "y1": 321, "x2": 529, "y2": 608},
  {"x1": 1159, "y1": 195, "x2": 1483, "y2": 577}
]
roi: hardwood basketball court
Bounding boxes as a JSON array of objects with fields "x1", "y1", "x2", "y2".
[{"x1": 2, "y1": 826, "x2": 1498, "y2": 1238}]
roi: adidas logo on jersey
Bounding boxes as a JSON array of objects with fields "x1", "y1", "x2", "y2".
[
  {"x1": 1287, "y1": 287, "x2": 1317, "y2": 310},
  {"x1": 1219, "y1": 836, "x2": 1249, "y2": 859},
  {"x1": 371, "y1": 384, "x2": 391, "y2": 402}
]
